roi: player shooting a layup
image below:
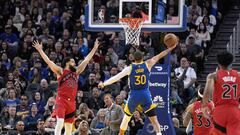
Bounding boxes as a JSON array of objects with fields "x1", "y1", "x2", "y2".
[
  {"x1": 202, "y1": 51, "x2": 240, "y2": 135},
  {"x1": 32, "y1": 40, "x2": 99, "y2": 135},
  {"x1": 98, "y1": 42, "x2": 177, "y2": 135}
]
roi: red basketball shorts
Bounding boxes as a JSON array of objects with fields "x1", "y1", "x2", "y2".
[
  {"x1": 210, "y1": 105, "x2": 240, "y2": 135},
  {"x1": 51, "y1": 96, "x2": 76, "y2": 123}
]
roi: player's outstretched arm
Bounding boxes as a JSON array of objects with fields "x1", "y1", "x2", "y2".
[
  {"x1": 32, "y1": 40, "x2": 62, "y2": 75},
  {"x1": 201, "y1": 73, "x2": 215, "y2": 118},
  {"x1": 183, "y1": 104, "x2": 193, "y2": 127},
  {"x1": 146, "y1": 44, "x2": 177, "y2": 70},
  {"x1": 98, "y1": 66, "x2": 131, "y2": 89},
  {"x1": 202, "y1": 73, "x2": 215, "y2": 107},
  {"x1": 76, "y1": 39, "x2": 100, "y2": 75}
]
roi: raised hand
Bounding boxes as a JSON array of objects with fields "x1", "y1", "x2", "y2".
[
  {"x1": 32, "y1": 40, "x2": 43, "y2": 51},
  {"x1": 93, "y1": 39, "x2": 100, "y2": 49},
  {"x1": 98, "y1": 81, "x2": 104, "y2": 89}
]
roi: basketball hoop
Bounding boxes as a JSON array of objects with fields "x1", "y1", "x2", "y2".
[{"x1": 119, "y1": 18, "x2": 144, "y2": 46}]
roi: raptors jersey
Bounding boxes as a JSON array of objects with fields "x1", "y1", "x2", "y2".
[
  {"x1": 57, "y1": 69, "x2": 78, "y2": 100},
  {"x1": 214, "y1": 69, "x2": 240, "y2": 107},
  {"x1": 192, "y1": 101, "x2": 213, "y2": 135}
]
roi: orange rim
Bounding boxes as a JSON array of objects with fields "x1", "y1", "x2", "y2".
[{"x1": 119, "y1": 18, "x2": 144, "y2": 28}]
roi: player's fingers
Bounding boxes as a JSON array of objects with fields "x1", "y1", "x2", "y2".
[{"x1": 32, "y1": 40, "x2": 36, "y2": 45}]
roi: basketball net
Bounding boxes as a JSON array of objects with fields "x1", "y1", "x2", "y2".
[{"x1": 119, "y1": 18, "x2": 144, "y2": 46}]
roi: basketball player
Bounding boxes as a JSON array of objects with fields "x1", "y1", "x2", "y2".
[
  {"x1": 183, "y1": 87, "x2": 214, "y2": 135},
  {"x1": 98, "y1": 44, "x2": 177, "y2": 135},
  {"x1": 32, "y1": 40, "x2": 99, "y2": 135},
  {"x1": 202, "y1": 51, "x2": 240, "y2": 135}
]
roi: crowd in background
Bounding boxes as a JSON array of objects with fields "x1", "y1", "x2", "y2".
[{"x1": 0, "y1": 0, "x2": 232, "y2": 135}]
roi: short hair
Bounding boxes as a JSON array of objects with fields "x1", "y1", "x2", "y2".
[
  {"x1": 62, "y1": 57, "x2": 72, "y2": 67},
  {"x1": 172, "y1": 117, "x2": 179, "y2": 128},
  {"x1": 133, "y1": 51, "x2": 143, "y2": 61},
  {"x1": 217, "y1": 51, "x2": 233, "y2": 68}
]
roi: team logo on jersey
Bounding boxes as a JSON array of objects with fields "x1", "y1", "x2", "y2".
[{"x1": 153, "y1": 95, "x2": 165, "y2": 108}]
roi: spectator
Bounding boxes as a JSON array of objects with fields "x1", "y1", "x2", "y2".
[
  {"x1": 73, "y1": 120, "x2": 91, "y2": 135},
  {"x1": 107, "y1": 46, "x2": 118, "y2": 65},
  {"x1": 115, "y1": 94, "x2": 125, "y2": 110},
  {"x1": 78, "y1": 103, "x2": 95, "y2": 124},
  {"x1": 38, "y1": 28, "x2": 55, "y2": 45},
  {"x1": 31, "y1": 91, "x2": 45, "y2": 114},
  {"x1": 100, "y1": 55, "x2": 114, "y2": 72},
  {"x1": 28, "y1": 58, "x2": 49, "y2": 81},
  {"x1": 18, "y1": 41, "x2": 33, "y2": 60},
  {"x1": 175, "y1": 57, "x2": 197, "y2": 104},
  {"x1": 17, "y1": 95, "x2": 29, "y2": 119},
  {"x1": 44, "y1": 117, "x2": 56, "y2": 134},
  {"x1": 186, "y1": 34, "x2": 204, "y2": 74},
  {"x1": 39, "y1": 79, "x2": 53, "y2": 104},
  {"x1": 31, "y1": 7, "x2": 42, "y2": 25},
  {"x1": 195, "y1": 6, "x2": 216, "y2": 26},
  {"x1": 85, "y1": 87, "x2": 105, "y2": 114},
  {"x1": 72, "y1": 118, "x2": 82, "y2": 133},
  {"x1": 83, "y1": 73, "x2": 98, "y2": 92},
  {"x1": 101, "y1": 94, "x2": 124, "y2": 135},
  {"x1": 177, "y1": 43, "x2": 195, "y2": 64},
  {"x1": 70, "y1": 43, "x2": 84, "y2": 64},
  {"x1": 196, "y1": 23, "x2": 211, "y2": 57},
  {"x1": 0, "y1": 41, "x2": 11, "y2": 58},
  {"x1": 8, "y1": 120, "x2": 26, "y2": 135},
  {"x1": 202, "y1": 16, "x2": 215, "y2": 34},
  {"x1": 172, "y1": 117, "x2": 187, "y2": 135},
  {"x1": 105, "y1": 66, "x2": 121, "y2": 97},
  {"x1": 43, "y1": 97, "x2": 55, "y2": 118},
  {"x1": 24, "y1": 103, "x2": 43, "y2": 131},
  {"x1": 90, "y1": 109, "x2": 107, "y2": 134},
  {"x1": 129, "y1": 111, "x2": 144, "y2": 135},
  {"x1": 4, "y1": 88, "x2": 20, "y2": 107},
  {"x1": 0, "y1": 80, "x2": 14, "y2": 99},
  {"x1": 20, "y1": 20, "x2": 37, "y2": 38},
  {"x1": 112, "y1": 36, "x2": 125, "y2": 59},
  {"x1": 1, "y1": 106, "x2": 21, "y2": 130},
  {"x1": 1, "y1": 52, "x2": 12, "y2": 70},
  {"x1": 188, "y1": 0, "x2": 202, "y2": 17},
  {"x1": 0, "y1": 25, "x2": 19, "y2": 50},
  {"x1": 34, "y1": 119, "x2": 49, "y2": 135},
  {"x1": 78, "y1": 38, "x2": 89, "y2": 57}
]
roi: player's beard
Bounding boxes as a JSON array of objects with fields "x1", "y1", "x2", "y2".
[{"x1": 69, "y1": 65, "x2": 76, "y2": 72}]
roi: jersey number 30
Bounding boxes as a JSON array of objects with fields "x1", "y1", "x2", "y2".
[{"x1": 135, "y1": 75, "x2": 146, "y2": 85}]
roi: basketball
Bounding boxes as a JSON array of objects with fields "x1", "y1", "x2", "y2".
[{"x1": 164, "y1": 33, "x2": 179, "y2": 48}]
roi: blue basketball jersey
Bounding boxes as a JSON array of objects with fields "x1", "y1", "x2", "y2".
[{"x1": 129, "y1": 62, "x2": 150, "y2": 90}]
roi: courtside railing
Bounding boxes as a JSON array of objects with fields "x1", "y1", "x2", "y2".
[{"x1": 227, "y1": 13, "x2": 240, "y2": 61}]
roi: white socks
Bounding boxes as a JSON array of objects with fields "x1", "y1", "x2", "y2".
[
  {"x1": 55, "y1": 118, "x2": 64, "y2": 135},
  {"x1": 156, "y1": 132, "x2": 162, "y2": 135}
]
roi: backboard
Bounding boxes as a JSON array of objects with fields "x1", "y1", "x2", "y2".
[{"x1": 85, "y1": 0, "x2": 187, "y2": 32}]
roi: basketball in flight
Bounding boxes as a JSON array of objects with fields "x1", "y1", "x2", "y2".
[{"x1": 164, "y1": 33, "x2": 179, "y2": 48}]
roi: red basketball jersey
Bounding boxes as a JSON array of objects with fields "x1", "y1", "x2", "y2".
[
  {"x1": 57, "y1": 69, "x2": 78, "y2": 100},
  {"x1": 192, "y1": 101, "x2": 213, "y2": 135},
  {"x1": 214, "y1": 69, "x2": 240, "y2": 107}
]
